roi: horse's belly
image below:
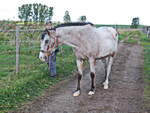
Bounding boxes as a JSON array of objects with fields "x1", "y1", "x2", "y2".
[{"x1": 98, "y1": 40, "x2": 117, "y2": 57}]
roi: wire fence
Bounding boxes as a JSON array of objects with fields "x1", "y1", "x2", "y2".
[
  {"x1": 0, "y1": 25, "x2": 76, "y2": 77},
  {"x1": 142, "y1": 26, "x2": 150, "y2": 38},
  {"x1": 0, "y1": 24, "x2": 149, "y2": 77}
]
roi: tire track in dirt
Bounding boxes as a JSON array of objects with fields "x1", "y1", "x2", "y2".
[{"x1": 10, "y1": 43, "x2": 144, "y2": 113}]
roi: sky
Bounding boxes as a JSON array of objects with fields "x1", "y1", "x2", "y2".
[{"x1": 0, "y1": 0, "x2": 150, "y2": 25}]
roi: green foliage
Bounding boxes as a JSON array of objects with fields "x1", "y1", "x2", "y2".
[
  {"x1": 0, "y1": 32, "x2": 12, "y2": 41},
  {"x1": 32, "y1": 3, "x2": 40, "y2": 22},
  {"x1": 0, "y1": 40, "x2": 76, "y2": 112},
  {"x1": 18, "y1": 4, "x2": 32, "y2": 23},
  {"x1": 18, "y1": 3, "x2": 53, "y2": 24},
  {"x1": 63, "y1": 11, "x2": 71, "y2": 23},
  {"x1": 130, "y1": 17, "x2": 140, "y2": 28},
  {"x1": 119, "y1": 30, "x2": 147, "y2": 43},
  {"x1": 118, "y1": 31, "x2": 131, "y2": 40},
  {"x1": 0, "y1": 21, "x2": 17, "y2": 30},
  {"x1": 78, "y1": 16, "x2": 86, "y2": 22}
]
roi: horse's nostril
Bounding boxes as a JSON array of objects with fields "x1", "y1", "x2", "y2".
[{"x1": 44, "y1": 56, "x2": 47, "y2": 60}]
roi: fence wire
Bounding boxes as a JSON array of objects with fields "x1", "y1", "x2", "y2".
[
  {"x1": 0, "y1": 26, "x2": 76, "y2": 77},
  {"x1": 0, "y1": 24, "x2": 148, "y2": 77}
]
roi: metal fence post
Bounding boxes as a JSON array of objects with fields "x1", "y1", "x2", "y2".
[{"x1": 16, "y1": 26, "x2": 20, "y2": 74}]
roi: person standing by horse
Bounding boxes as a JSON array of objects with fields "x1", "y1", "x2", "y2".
[{"x1": 45, "y1": 21, "x2": 59, "y2": 77}]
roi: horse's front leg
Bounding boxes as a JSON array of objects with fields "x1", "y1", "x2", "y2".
[
  {"x1": 73, "y1": 59, "x2": 83, "y2": 96},
  {"x1": 88, "y1": 58, "x2": 96, "y2": 95}
]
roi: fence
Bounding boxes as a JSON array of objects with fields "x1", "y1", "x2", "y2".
[
  {"x1": 142, "y1": 26, "x2": 150, "y2": 38},
  {"x1": 0, "y1": 24, "x2": 148, "y2": 76},
  {"x1": 0, "y1": 25, "x2": 76, "y2": 77},
  {"x1": 0, "y1": 26, "x2": 41, "y2": 74}
]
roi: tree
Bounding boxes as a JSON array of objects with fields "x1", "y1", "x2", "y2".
[
  {"x1": 131, "y1": 17, "x2": 140, "y2": 28},
  {"x1": 32, "y1": 3, "x2": 39, "y2": 22},
  {"x1": 63, "y1": 11, "x2": 71, "y2": 23},
  {"x1": 18, "y1": 4, "x2": 32, "y2": 23},
  {"x1": 78, "y1": 16, "x2": 86, "y2": 22},
  {"x1": 18, "y1": 3, "x2": 53, "y2": 24}
]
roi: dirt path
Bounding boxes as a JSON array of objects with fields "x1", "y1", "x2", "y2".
[{"x1": 10, "y1": 43, "x2": 145, "y2": 113}]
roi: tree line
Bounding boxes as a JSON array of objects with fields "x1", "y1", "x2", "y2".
[
  {"x1": 18, "y1": 3, "x2": 140, "y2": 28},
  {"x1": 18, "y1": 3, "x2": 53, "y2": 23},
  {"x1": 18, "y1": 3, "x2": 87, "y2": 24}
]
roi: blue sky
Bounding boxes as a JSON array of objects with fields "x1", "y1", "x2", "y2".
[{"x1": 0, "y1": 0, "x2": 150, "y2": 25}]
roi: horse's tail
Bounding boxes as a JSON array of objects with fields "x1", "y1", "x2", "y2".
[
  {"x1": 111, "y1": 28, "x2": 119, "y2": 49},
  {"x1": 113, "y1": 25, "x2": 120, "y2": 36}
]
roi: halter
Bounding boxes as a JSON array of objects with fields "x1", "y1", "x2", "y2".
[{"x1": 40, "y1": 29, "x2": 60, "y2": 56}]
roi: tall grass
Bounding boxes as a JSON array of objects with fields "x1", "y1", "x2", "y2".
[{"x1": 0, "y1": 41, "x2": 76, "y2": 112}]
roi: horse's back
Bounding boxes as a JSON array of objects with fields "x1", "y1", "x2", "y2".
[
  {"x1": 94, "y1": 27, "x2": 118, "y2": 57},
  {"x1": 96, "y1": 27, "x2": 118, "y2": 41}
]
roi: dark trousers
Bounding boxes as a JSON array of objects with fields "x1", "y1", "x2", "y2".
[{"x1": 48, "y1": 52, "x2": 57, "y2": 77}]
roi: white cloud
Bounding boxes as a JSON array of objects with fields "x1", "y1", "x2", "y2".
[{"x1": 0, "y1": 0, "x2": 149, "y2": 25}]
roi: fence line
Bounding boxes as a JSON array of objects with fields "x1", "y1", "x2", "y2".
[
  {"x1": 0, "y1": 25, "x2": 149, "y2": 74},
  {"x1": 15, "y1": 26, "x2": 20, "y2": 73},
  {"x1": 0, "y1": 29, "x2": 43, "y2": 33},
  {"x1": 0, "y1": 26, "x2": 43, "y2": 74},
  {"x1": 0, "y1": 26, "x2": 73, "y2": 74}
]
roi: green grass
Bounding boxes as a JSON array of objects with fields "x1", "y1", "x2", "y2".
[
  {"x1": 141, "y1": 36, "x2": 150, "y2": 109},
  {"x1": 119, "y1": 30, "x2": 146, "y2": 43},
  {"x1": 0, "y1": 41, "x2": 76, "y2": 113},
  {"x1": 118, "y1": 31, "x2": 132, "y2": 41},
  {"x1": 119, "y1": 30, "x2": 150, "y2": 109}
]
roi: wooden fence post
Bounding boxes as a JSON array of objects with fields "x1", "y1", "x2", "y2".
[{"x1": 16, "y1": 26, "x2": 20, "y2": 74}]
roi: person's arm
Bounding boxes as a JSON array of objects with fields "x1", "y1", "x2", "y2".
[{"x1": 54, "y1": 48, "x2": 59, "y2": 53}]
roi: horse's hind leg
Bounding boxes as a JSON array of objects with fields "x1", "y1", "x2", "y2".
[
  {"x1": 73, "y1": 59, "x2": 83, "y2": 96},
  {"x1": 103, "y1": 56, "x2": 113, "y2": 89},
  {"x1": 88, "y1": 58, "x2": 96, "y2": 95},
  {"x1": 102, "y1": 57, "x2": 109, "y2": 78}
]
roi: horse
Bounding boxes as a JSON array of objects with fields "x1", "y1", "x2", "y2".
[{"x1": 39, "y1": 22, "x2": 118, "y2": 96}]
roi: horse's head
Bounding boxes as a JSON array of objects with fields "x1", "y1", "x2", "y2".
[{"x1": 39, "y1": 28, "x2": 57, "y2": 62}]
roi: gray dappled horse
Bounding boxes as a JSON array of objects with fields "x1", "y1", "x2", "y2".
[{"x1": 39, "y1": 22, "x2": 118, "y2": 96}]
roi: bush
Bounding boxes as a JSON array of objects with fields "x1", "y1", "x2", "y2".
[{"x1": 0, "y1": 32, "x2": 11, "y2": 41}]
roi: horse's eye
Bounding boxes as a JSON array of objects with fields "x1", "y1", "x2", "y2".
[
  {"x1": 41, "y1": 37, "x2": 44, "y2": 40},
  {"x1": 45, "y1": 40, "x2": 49, "y2": 44},
  {"x1": 41, "y1": 34, "x2": 45, "y2": 40}
]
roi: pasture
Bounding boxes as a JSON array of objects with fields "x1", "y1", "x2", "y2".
[
  {"x1": 0, "y1": 30, "x2": 77, "y2": 112},
  {"x1": 0, "y1": 25, "x2": 150, "y2": 112}
]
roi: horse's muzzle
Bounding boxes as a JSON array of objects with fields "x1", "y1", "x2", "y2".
[{"x1": 39, "y1": 51, "x2": 49, "y2": 62}]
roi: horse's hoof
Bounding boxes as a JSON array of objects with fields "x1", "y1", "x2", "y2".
[
  {"x1": 88, "y1": 91, "x2": 95, "y2": 95},
  {"x1": 73, "y1": 90, "x2": 80, "y2": 97},
  {"x1": 104, "y1": 85, "x2": 108, "y2": 89},
  {"x1": 103, "y1": 82, "x2": 109, "y2": 89}
]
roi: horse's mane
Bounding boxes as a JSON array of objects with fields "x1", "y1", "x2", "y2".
[
  {"x1": 45, "y1": 22, "x2": 94, "y2": 31},
  {"x1": 55, "y1": 22, "x2": 94, "y2": 29}
]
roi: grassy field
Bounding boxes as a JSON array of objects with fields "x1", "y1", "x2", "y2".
[{"x1": 0, "y1": 40, "x2": 77, "y2": 112}]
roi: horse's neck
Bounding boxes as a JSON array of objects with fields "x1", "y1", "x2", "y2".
[{"x1": 57, "y1": 27, "x2": 82, "y2": 49}]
